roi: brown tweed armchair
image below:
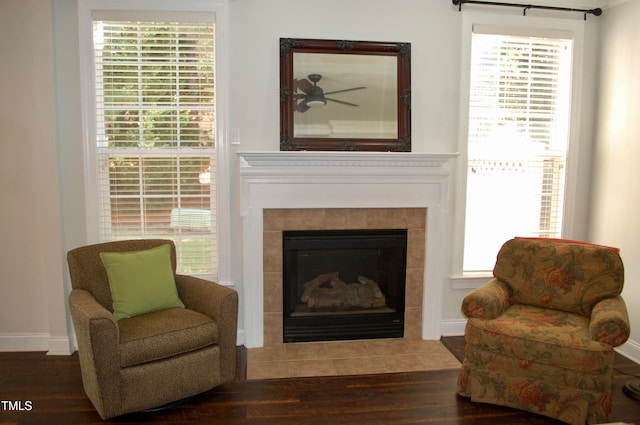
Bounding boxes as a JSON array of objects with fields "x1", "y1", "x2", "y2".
[
  {"x1": 67, "y1": 239, "x2": 238, "y2": 420},
  {"x1": 457, "y1": 237, "x2": 630, "y2": 425}
]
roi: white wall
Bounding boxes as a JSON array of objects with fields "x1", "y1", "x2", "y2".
[
  {"x1": 228, "y1": 0, "x2": 461, "y2": 154},
  {"x1": 0, "y1": 0, "x2": 72, "y2": 353},
  {"x1": 591, "y1": 0, "x2": 640, "y2": 362},
  {"x1": 0, "y1": 0, "x2": 620, "y2": 352}
]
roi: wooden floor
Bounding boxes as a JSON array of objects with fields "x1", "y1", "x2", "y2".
[{"x1": 1, "y1": 336, "x2": 640, "y2": 424}]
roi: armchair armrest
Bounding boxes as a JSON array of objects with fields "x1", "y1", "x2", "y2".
[
  {"x1": 461, "y1": 278, "x2": 512, "y2": 320},
  {"x1": 68, "y1": 289, "x2": 122, "y2": 418},
  {"x1": 175, "y1": 275, "x2": 238, "y2": 382},
  {"x1": 589, "y1": 295, "x2": 630, "y2": 347},
  {"x1": 69, "y1": 288, "x2": 120, "y2": 349}
]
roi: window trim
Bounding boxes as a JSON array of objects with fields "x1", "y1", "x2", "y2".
[
  {"x1": 78, "y1": 0, "x2": 233, "y2": 285},
  {"x1": 450, "y1": 11, "x2": 586, "y2": 287}
]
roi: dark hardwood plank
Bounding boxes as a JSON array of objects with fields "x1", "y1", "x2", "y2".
[{"x1": 0, "y1": 337, "x2": 639, "y2": 424}]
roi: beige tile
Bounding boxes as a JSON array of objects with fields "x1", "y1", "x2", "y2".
[
  {"x1": 287, "y1": 359, "x2": 337, "y2": 378},
  {"x1": 405, "y1": 208, "x2": 427, "y2": 229},
  {"x1": 263, "y1": 209, "x2": 286, "y2": 231},
  {"x1": 404, "y1": 339, "x2": 441, "y2": 354},
  {"x1": 263, "y1": 312, "x2": 283, "y2": 345},
  {"x1": 364, "y1": 338, "x2": 412, "y2": 356},
  {"x1": 260, "y1": 207, "x2": 429, "y2": 350},
  {"x1": 365, "y1": 208, "x2": 398, "y2": 228},
  {"x1": 247, "y1": 345, "x2": 286, "y2": 363},
  {"x1": 342, "y1": 209, "x2": 369, "y2": 228},
  {"x1": 246, "y1": 339, "x2": 461, "y2": 380},
  {"x1": 402, "y1": 339, "x2": 461, "y2": 369},
  {"x1": 404, "y1": 307, "x2": 423, "y2": 340},
  {"x1": 323, "y1": 209, "x2": 351, "y2": 229},
  {"x1": 333, "y1": 356, "x2": 389, "y2": 376},
  {"x1": 262, "y1": 231, "x2": 282, "y2": 273},
  {"x1": 263, "y1": 272, "x2": 283, "y2": 313},
  {"x1": 382, "y1": 354, "x2": 431, "y2": 373},
  {"x1": 412, "y1": 342, "x2": 461, "y2": 370},
  {"x1": 285, "y1": 342, "x2": 328, "y2": 360},
  {"x1": 404, "y1": 268, "x2": 424, "y2": 308},
  {"x1": 285, "y1": 209, "x2": 327, "y2": 229},
  {"x1": 322, "y1": 340, "x2": 370, "y2": 358},
  {"x1": 406, "y1": 229, "x2": 426, "y2": 269},
  {"x1": 247, "y1": 360, "x2": 289, "y2": 380}
]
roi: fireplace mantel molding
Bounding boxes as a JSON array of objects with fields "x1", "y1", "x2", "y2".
[
  {"x1": 238, "y1": 151, "x2": 458, "y2": 347},
  {"x1": 238, "y1": 151, "x2": 454, "y2": 169}
]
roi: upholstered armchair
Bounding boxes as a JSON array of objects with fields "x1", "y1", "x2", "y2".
[
  {"x1": 67, "y1": 239, "x2": 238, "y2": 419},
  {"x1": 457, "y1": 237, "x2": 630, "y2": 425}
]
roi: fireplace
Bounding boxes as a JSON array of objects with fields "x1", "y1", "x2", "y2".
[
  {"x1": 238, "y1": 151, "x2": 456, "y2": 348},
  {"x1": 283, "y1": 229, "x2": 407, "y2": 342}
]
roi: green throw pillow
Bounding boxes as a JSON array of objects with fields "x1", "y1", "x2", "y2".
[{"x1": 100, "y1": 244, "x2": 185, "y2": 320}]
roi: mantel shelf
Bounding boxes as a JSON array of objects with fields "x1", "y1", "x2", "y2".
[{"x1": 238, "y1": 151, "x2": 459, "y2": 169}]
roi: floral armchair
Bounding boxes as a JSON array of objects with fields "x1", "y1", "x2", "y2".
[{"x1": 457, "y1": 237, "x2": 630, "y2": 424}]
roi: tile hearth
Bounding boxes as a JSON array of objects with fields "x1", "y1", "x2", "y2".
[
  {"x1": 246, "y1": 338, "x2": 461, "y2": 380},
  {"x1": 262, "y1": 207, "x2": 427, "y2": 346}
]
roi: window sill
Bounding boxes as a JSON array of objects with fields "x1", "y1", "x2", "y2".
[{"x1": 449, "y1": 274, "x2": 492, "y2": 290}]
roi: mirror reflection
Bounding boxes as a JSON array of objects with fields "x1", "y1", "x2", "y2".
[
  {"x1": 280, "y1": 38, "x2": 411, "y2": 152},
  {"x1": 293, "y1": 53, "x2": 398, "y2": 139}
]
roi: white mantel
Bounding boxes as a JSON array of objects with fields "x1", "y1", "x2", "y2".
[{"x1": 238, "y1": 151, "x2": 458, "y2": 348}]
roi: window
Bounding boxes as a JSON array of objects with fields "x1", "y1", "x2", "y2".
[
  {"x1": 83, "y1": 7, "x2": 221, "y2": 279},
  {"x1": 461, "y1": 23, "x2": 575, "y2": 273}
]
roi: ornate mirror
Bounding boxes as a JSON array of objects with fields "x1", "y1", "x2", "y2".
[{"x1": 280, "y1": 38, "x2": 411, "y2": 151}]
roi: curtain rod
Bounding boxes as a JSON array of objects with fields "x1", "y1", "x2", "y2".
[{"x1": 452, "y1": 0, "x2": 602, "y2": 20}]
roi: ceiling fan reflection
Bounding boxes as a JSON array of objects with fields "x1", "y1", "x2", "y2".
[{"x1": 294, "y1": 74, "x2": 366, "y2": 113}]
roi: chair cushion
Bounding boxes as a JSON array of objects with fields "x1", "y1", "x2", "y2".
[
  {"x1": 118, "y1": 308, "x2": 218, "y2": 368},
  {"x1": 493, "y1": 238, "x2": 624, "y2": 317},
  {"x1": 100, "y1": 244, "x2": 185, "y2": 320},
  {"x1": 465, "y1": 304, "x2": 614, "y2": 373}
]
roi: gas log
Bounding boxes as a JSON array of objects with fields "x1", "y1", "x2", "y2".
[{"x1": 301, "y1": 272, "x2": 386, "y2": 310}]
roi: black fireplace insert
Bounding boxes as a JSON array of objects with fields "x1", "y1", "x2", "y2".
[{"x1": 283, "y1": 229, "x2": 407, "y2": 343}]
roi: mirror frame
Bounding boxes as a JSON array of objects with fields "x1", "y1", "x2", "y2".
[{"x1": 280, "y1": 38, "x2": 411, "y2": 152}]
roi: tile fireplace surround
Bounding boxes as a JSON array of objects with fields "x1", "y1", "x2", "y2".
[{"x1": 239, "y1": 151, "x2": 456, "y2": 348}]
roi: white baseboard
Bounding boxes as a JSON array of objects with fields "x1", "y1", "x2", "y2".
[
  {"x1": 236, "y1": 328, "x2": 245, "y2": 346},
  {"x1": 0, "y1": 333, "x2": 49, "y2": 352},
  {"x1": 0, "y1": 333, "x2": 75, "y2": 355},
  {"x1": 440, "y1": 319, "x2": 466, "y2": 337},
  {"x1": 616, "y1": 338, "x2": 640, "y2": 364},
  {"x1": 47, "y1": 335, "x2": 76, "y2": 355}
]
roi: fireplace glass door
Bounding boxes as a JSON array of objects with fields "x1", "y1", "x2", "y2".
[{"x1": 283, "y1": 229, "x2": 407, "y2": 342}]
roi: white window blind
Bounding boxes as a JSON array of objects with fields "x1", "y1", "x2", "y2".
[
  {"x1": 463, "y1": 30, "x2": 573, "y2": 272},
  {"x1": 92, "y1": 18, "x2": 218, "y2": 278}
]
